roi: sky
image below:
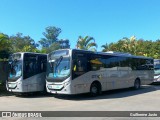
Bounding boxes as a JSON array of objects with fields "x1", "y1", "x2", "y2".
[{"x1": 0, "y1": 0, "x2": 160, "y2": 51}]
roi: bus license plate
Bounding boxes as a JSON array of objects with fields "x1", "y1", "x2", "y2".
[
  {"x1": 52, "y1": 85, "x2": 63, "y2": 89},
  {"x1": 9, "y1": 84, "x2": 15, "y2": 88}
]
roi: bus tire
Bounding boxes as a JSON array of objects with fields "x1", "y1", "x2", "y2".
[
  {"x1": 134, "y1": 79, "x2": 141, "y2": 90},
  {"x1": 90, "y1": 82, "x2": 101, "y2": 96}
]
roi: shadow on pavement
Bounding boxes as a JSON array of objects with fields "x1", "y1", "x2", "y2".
[
  {"x1": 53, "y1": 85, "x2": 158, "y2": 101},
  {"x1": 13, "y1": 92, "x2": 54, "y2": 98},
  {"x1": 0, "y1": 84, "x2": 13, "y2": 97},
  {"x1": 2, "y1": 85, "x2": 159, "y2": 100},
  {"x1": 0, "y1": 83, "x2": 53, "y2": 98}
]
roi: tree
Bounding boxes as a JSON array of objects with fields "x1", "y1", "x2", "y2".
[
  {"x1": 0, "y1": 33, "x2": 10, "y2": 51},
  {"x1": 58, "y1": 39, "x2": 70, "y2": 49},
  {"x1": 38, "y1": 26, "x2": 64, "y2": 53},
  {"x1": 101, "y1": 36, "x2": 160, "y2": 59},
  {"x1": 153, "y1": 40, "x2": 160, "y2": 58},
  {"x1": 101, "y1": 43, "x2": 109, "y2": 52},
  {"x1": 101, "y1": 42, "x2": 124, "y2": 52},
  {"x1": 45, "y1": 42, "x2": 61, "y2": 53},
  {"x1": 101, "y1": 36, "x2": 138, "y2": 54},
  {"x1": 76, "y1": 36, "x2": 97, "y2": 51},
  {"x1": 122, "y1": 36, "x2": 138, "y2": 55},
  {"x1": 39, "y1": 26, "x2": 61, "y2": 48},
  {"x1": 0, "y1": 33, "x2": 11, "y2": 58},
  {"x1": 10, "y1": 33, "x2": 38, "y2": 53}
]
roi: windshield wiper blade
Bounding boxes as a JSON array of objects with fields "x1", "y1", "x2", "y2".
[{"x1": 56, "y1": 56, "x2": 63, "y2": 67}]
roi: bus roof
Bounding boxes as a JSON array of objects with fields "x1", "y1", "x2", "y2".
[
  {"x1": 70, "y1": 49, "x2": 153, "y2": 59},
  {"x1": 12, "y1": 52, "x2": 47, "y2": 55}
]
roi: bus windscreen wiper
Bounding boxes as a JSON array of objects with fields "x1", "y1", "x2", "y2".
[{"x1": 56, "y1": 56, "x2": 63, "y2": 68}]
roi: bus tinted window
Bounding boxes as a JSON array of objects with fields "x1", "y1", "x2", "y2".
[
  {"x1": 89, "y1": 55, "x2": 106, "y2": 71},
  {"x1": 119, "y1": 57, "x2": 130, "y2": 67},
  {"x1": 23, "y1": 54, "x2": 47, "y2": 79},
  {"x1": 24, "y1": 55, "x2": 37, "y2": 79},
  {"x1": 105, "y1": 56, "x2": 119, "y2": 68}
]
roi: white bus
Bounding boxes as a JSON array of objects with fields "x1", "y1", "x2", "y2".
[
  {"x1": 154, "y1": 59, "x2": 160, "y2": 82},
  {"x1": 6, "y1": 52, "x2": 47, "y2": 94},
  {"x1": 46, "y1": 49, "x2": 154, "y2": 96}
]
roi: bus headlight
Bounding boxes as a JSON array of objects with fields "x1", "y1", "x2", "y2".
[{"x1": 157, "y1": 77, "x2": 160, "y2": 81}]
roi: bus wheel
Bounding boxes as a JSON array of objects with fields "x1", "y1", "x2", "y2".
[
  {"x1": 90, "y1": 83, "x2": 100, "y2": 96},
  {"x1": 134, "y1": 79, "x2": 141, "y2": 89}
]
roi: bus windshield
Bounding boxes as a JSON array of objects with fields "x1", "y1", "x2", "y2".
[
  {"x1": 8, "y1": 60, "x2": 22, "y2": 79},
  {"x1": 47, "y1": 56, "x2": 70, "y2": 80}
]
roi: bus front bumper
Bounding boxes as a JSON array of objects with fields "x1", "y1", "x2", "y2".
[{"x1": 46, "y1": 82, "x2": 75, "y2": 95}]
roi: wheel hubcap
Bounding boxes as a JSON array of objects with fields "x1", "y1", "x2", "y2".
[
  {"x1": 92, "y1": 86, "x2": 98, "y2": 94},
  {"x1": 135, "y1": 81, "x2": 139, "y2": 88}
]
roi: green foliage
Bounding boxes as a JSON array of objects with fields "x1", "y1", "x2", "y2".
[
  {"x1": 0, "y1": 26, "x2": 69, "y2": 55},
  {"x1": 76, "y1": 36, "x2": 97, "y2": 51},
  {"x1": 1, "y1": 26, "x2": 160, "y2": 59},
  {"x1": 38, "y1": 26, "x2": 63, "y2": 53},
  {"x1": 101, "y1": 36, "x2": 160, "y2": 59},
  {"x1": 45, "y1": 42, "x2": 61, "y2": 53},
  {"x1": 10, "y1": 33, "x2": 38, "y2": 53},
  {"x1": 39, "y1": 26, "x2": 61, "y2": 48},
  {"x1": 0, "y1": 33, "x2": 11, "y2": 51},
  {"x1": 59, "y1": 39, "x2": 70, "y2": 49},
  {"x1": 0, "y1": 33, "x2": 11, "y2": 59}
]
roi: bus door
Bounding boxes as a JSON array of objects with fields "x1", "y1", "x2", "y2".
[
  {"x1": 23, "y1": 53, "x2": 38, "y2": 92},
  {"x1": 72, "y1": 52, "x2": 89, "y2": 93}
]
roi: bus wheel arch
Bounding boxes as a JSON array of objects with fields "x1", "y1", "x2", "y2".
[
  {"x1": 134, "y1": 78, "x2": 141, "y2": 90},
  {"x1": 90, "y1": 81, "x2": 102, "y2": 96}
]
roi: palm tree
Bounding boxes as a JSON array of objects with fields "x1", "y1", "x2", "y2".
[
  {"x1": 122, "y1": 36, "x2": 138, "y2": 55},
  {"x1": 101, "y1": 43, "x2": 110, "y2": 52},
  {"x1": 76, "y1": 36, "x2": 97, "y2": 51}
]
